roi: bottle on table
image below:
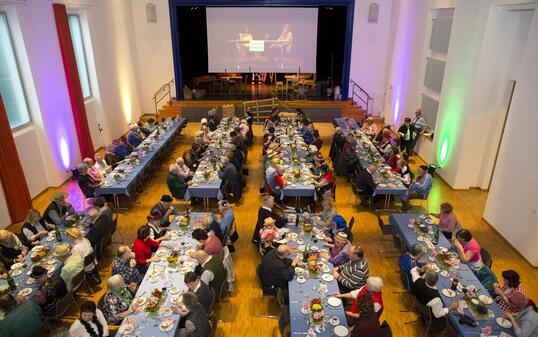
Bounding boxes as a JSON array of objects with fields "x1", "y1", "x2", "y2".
[
  {"x1": 7, "y1": 273, "x2": 16, "y2": 291},
  {"x1": 451, "y1": 277, "x2": 459, "y2": 291},
  {"x1": 433, "y1": 227, "x2": 440, "y2": 245},
  {"x1": 302, "y1": 245, "x2": 309, "y2": 263},
  {"x1": 55, "y1": 228, "x2": 62, "y2": 242}
]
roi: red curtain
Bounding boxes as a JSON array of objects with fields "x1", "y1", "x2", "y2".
[
  {"x1": 0, "y1": 96, "x2": 32, "y2": 222},
  {"x1": 53, "y1": 3, "x2": 95, "y2": 159}
]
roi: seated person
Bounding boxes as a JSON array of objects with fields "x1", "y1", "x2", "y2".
[
  {"x1": 175, "y1": 157, "x2": 191, "y2": 181},
  {"x1": 94, "y1": 152, "x2": 112, "y2": 176},
  {"x1": 102, "y1": 275, "x2": 137, "y2": 325},
  {"x1": 350, "y1": 294, "x2": 383, "y2": 337},
  {"x1": 0, "y1": 229, "x2": 27, "y2": 269},
  {"x1": 127, "y1": 124, "x2": 143, "y2": 147},
  {"x1": 192, "y1": 228, "x2": 224, "y2": 259},
  {"x1": 385, "y1": 147, "x2": 401, "y2": 169},
  {"x1": 316, "y1": 199, "x2": 338, "y2": 227},
  {"x1": 411, "y1": 266, "x2": 459, "y2": 320},
  {"x1": 144, "y1": 118, "x2": 157, "y2": 133},
  {"x1": 333, "y1": 246, "x2": 369, "y2": 293},
  {"x1": 191, "y1": 250, "x2": 226, "y2": 297},
  {"x1": 401, "y1": 165, "x2": 432, "y2": 211},
  {"x1": 183, "y1": 148, "x2": 198, "y2": 171},
  {"x1": 85, "y1": 207, "x2": 112, "y2": 249},
  {"x1": 354, "y1": 165, "x2": 378, "y2": 206},
  {"x1": 258, "y1": 245, "x2": 301, "y2": 295},
  {"x1": 322, "y1": 232, "x2": 352, "y2": 267},
  {"x1": 21, "y1": 208, "x2": 55, "y2": 248},
  {"x1": 392, "y1": 159, "x2": 413, "y2": 186},
  {"x1": 336, "y1": 276, "x2": 384, "y2": 323},
  {"x1": 503, "y1": 301, "x2": 538, "y2": 337},
  {"x1": 315, "y1": 164, "x2": 335, "y2": 197},
  {"x1": 218, "y1": 156, "x2": 242, "y2": 202},
  {"x1": 55, "y1": 245, "x2": 84, "y2": 292},
  {"x1": 44, "y1": 192, "x2": 75, "y2": 226},
  {"x1": 146, "y1": 212, "x2": 170, "y2": 241},
  {"x1": 399, "y1": 243, "x2": 426, "y2": 289},
  {"x1": 215, "y1": 200, "x2": 234, "y2": 237},
  {"x1": 104, "y1": 144, "x2": 121, "y2": 167},
  {"x1": 0, "y1": 294, "x2": 45, "y2": 337},
  {"x1": 494, "y1": 270, "x2": 529, "y2": 314},
  {"x1": 361, "y1": 117, "x2": 378, "y2": 137},
  {"x1": 132, "y1": 225, "x2": 170, "y2": 274},
  {"x1": 115, "y1": 136, "x2": 133, "y2": 159},
  {"x1": 66, "y1": 227, "x2": 96, "y2": 272},
  {"x1": 172, "y1": 292, "x2": 211, "y2": 337},
  {"x1": 252, "y1": 195, "x2": 287, "y2": 245},
  {"x1": 259, "y1": 217, "x2": 279, "y2": 256},
  {"x1": 77, "y1": 163, "x2": 99, "y2": 198},
  {"x1": 166, "y1": 164, "x2": 188, "y2": 200},
  {"x1": 29, "y1": 266, "x2": 68, "y2": 313},
  {"x1": 69, "y1": 300, "x2": 109, "y2": 337},
  {"x1": 112, "y1": 245, "x2": 142, "y2": 286},
  {"x1": 430, "y1": 202, "x2": 459, "y2": 239},
  {"x1": 452, "y1": 229, "x2": 498, "y2": 296},
  {"x1": 184, "y1": 272, "x2": 215, "y2": 314},
  {"x1": 150, "y1": 195, "x2": 175, "y2": 227}
]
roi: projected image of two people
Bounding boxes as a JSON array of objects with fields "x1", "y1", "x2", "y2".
[{"x1": 233, "y1": 24, "x2": 294, "y2": 70}]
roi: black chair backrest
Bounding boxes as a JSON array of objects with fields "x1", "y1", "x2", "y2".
[
  {"x1": 97, "y1": 293, "x2": 106, "y2": 311},
  {"x1": 279, "y1": 305, "x2": 290, "y2": 337},
  {"x1": 71, "y1": 270, "x2": 85, "y2": 291},
  {"x1": 27, "y1": 320, "x2": 49, "y2": 337},
  {"x1": 48, "y1": 292, "x2": 73, "y2": 319},
  {"x1": 415, "y1": 298, "x2": 432, "y2": 321},
  {"x1": 209, "y1": 287, "x2": 216, "y2": 315},
  {"x1": 209, "y1": 312, "x2": 218, "y2": 337},
  {"x1": 84, "y1": 252, "x2": 97, "y2": 273},
  {"x1": 399, "y1": 269, "x2": 412, "y2": 291},
  {"x1": 348, "y1": 216, "x2": 355, "y2": 231},
  {"x1": 481, "y1": 248, "x2": 493, "y2": 269},
  {"x1": 380, "y1": 320, "x2": 393, "y2": 337}
]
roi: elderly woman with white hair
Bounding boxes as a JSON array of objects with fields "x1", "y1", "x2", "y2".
[
  {"x1": 175, "y1": 157, "x2": 191, "y2": 180},
  {"x1": 0, "y1": 230, "x2": 27, "y2": 268},
  {"x1": 83, "y1": 158, "x2": 103, "y2": 182},
  {"x1": 102, "y1": 274, "x2": 137, "y2": 325},
  {"x1": 94, "y1": 153, "x2": 112, "y2": 176},
  {"x1": 336, "y1": 276, "x2": 385, "y2": 321},
  {"x1": 195, "y1": 214, "x2": 224, "y2": 243},
  {"x1": 77, "y1": 163, "x2": 99, "y2": 198},
  {"x1": 215, "y1": 200, "x2": 234, "y2": 236},
  {"x1": 166, "y1": 164, "x2": 188, "y2": 200}
]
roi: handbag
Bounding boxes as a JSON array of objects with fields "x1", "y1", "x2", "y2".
[{"x1": 230, "y1": 220, "x2": 239, "y2": 243}]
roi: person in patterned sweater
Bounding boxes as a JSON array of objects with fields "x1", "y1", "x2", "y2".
[{"x1": 333, "y1": 245, "x2": 369, "y2": 293}]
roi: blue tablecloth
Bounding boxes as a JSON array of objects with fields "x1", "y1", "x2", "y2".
[
  {"x1": 117, "y1": 212, "x2": 209, "y2": 337},
  {"x1": 1, "y1": 221, "x2": 91, "y2": 295},
  {"x1": 390, "y1": 213, "x2": 513, "y2": 336},
  {"x1": 334, "y1": 118, "x2": 407, "y2": 197},
  {"x1": 284, "y1": 213, "x2": 350, "y2": 337},
  {"x1": 95, "y1": 118, "x2": 187, "y2": 197}
]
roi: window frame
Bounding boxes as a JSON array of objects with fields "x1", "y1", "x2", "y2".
[
  {"x1": 67, "y1": 13, "x2": 92, "y2": 100},
  {"x1": 0, "y1": 11, "x2": 32, "y2": 131}
]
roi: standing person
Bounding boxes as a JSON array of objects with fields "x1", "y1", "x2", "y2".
[
  {"x1": 398, "y1": 117, "x2": 415, "y2": 159},
  {"x1": 410, "y1": 108, "x2": 428, "y2": 152},
  {"x1": 69, "y1": 301, "x2": 109, "y2": 337},
  {"x1": 252, "y1": 195, "x2": 287, "y2": 245},
  {"x1": 430, "y1": 202, "x2": 459, "y2": 239}
]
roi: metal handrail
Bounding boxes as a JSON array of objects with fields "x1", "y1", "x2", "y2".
[
  {"x1": 152, "y1": 79, "x2": 175, "y2": 117},
  {"x1": 242, "y1": 95, "x2": 296, "y2": 123},
  {"x1": 350, "y1": 79, "x2": 373, "y2": 115}
]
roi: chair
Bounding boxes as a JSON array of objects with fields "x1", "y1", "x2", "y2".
[
  {"x1": 82, "y1": 252, "x2": 99, "y2": 295},
  {"x1": 410, "y1": 194, "x2": 430, "y2": 213},
  {"x1": 255, "y1": 264, "x2": 278, "y2": 318},
  {"x1": 380, "y1": 320, "x2": 393, "y2": 337},
  {"x1": 481, "y1": 247, "x2": 493, "y2": 268},
  {"x1": 70, "y1": 270, "x2": 85, "y2": 293},
  {"x1": 45, "y1": 291, "x2": 74, "y2": 323},
  {"x1": 405, "y1": 299, "x2": 447, "y2": 336},
  {"x1": 209, "y1": 312, "x2": 218, "y2": 337},
  {"x1": 348, "y1": 216, "x2": 355, "y2": 231},
  {"x1": 208, "y1": 287, "x2": 217, "y2": 317},
  {"x1": 97, "y1": 293, "x2": 120, "y2": 333},
  {"x1": 278, "y1": 305, "x2": 290, "y2": 337},
  {"x1": 376, "y1": 210, "x2": 397, "y2": 236},
  {"x1": 27, "y1": 319, "x2": 49, "y2": 337},
  {"x1": 276, "y1": 288, "x2": 286, "y2": 309}
]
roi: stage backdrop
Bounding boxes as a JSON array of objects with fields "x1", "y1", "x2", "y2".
[{"x1": 206, "y1": 7, "x2": 318, "y2": 73}]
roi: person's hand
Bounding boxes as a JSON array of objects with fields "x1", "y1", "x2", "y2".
[
  {"x1": 32, "y1": 241, "x2": 40, "y2": 246},
  {"x1": 289, "y1": 247, "x2": 298, "y2": 254},
  {"x1": 291, "y1": 255, "x2": 301, "y2": 266},
  {"x1": 128, "y1": 282, "x2": 137, "y2": 292},
  {"x1": 345, "y1": 311, "x2": 359, "y2": 318},
  {"x1": 323, "y1": 242, "x2": 332, "y2": 248},
  {"x1": 334, "y1": 293, "x2": 343, "y2": 298},
  {"x1": 503, "y1": 312, "x2": 516, "y2": 321},
  {"x1": 148, "y1": 257, "x2": 160, "y2": 263},
  {"x1": 332, "y1": 269, "x2": 339, "y2": 278},
  {"x1": 448, "y1": 301, "x2": 459, "y2": 310},
  {"x1": 38, "y1": 230, "x2": 49, "y2": 237},
  {"x1": 129, "y1": 259, "x2": 137, "y2": 269},
  {"x1": 48, "y1": 224, "x2": 56, "y2": 229},
  {"x1": 0, "y1": 273, "x2": 7, "y2": 280},
  {"x1": 493, "y1": 284, "x2": 503, "y2": 296},
  {"x1": 15, "y1": 295, "x2": 26, "y2": 303}
]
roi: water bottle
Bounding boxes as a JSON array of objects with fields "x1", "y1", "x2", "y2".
[
  {"x1": 55, "y1": 228, "x2": 62, "y2": 242},
  {"x1": 433, "y1": 227, "x2": 440, "y2": 245}
]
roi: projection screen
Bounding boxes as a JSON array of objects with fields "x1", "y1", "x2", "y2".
[{"x1": 206, "y1": 7, "x2": 318, "y2": 73}]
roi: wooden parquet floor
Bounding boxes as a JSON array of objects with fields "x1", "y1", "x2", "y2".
[{"x1": 10, "y1": 123, "x2": 538, "y2": 337}]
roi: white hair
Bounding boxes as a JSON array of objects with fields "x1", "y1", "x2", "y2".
[
  {"x1": 366, "y1": 276, "x2": 384, "y2": 293},
  {"x1": 107, "y1": 274, "x2": 125, "y2": 290}
]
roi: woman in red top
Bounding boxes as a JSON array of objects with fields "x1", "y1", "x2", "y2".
[
  {"x1": 316, "y1": 164, "x2": 334, "y2": 197},
  {"x1": 131, "y1": 225, "x2": 169, "y2": 274},
  {"x1": 270, "y1": 166, "x2": 287, "y2": 194}
]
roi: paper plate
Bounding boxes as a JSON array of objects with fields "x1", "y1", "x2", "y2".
[
  {"x1": 334, "y1": 325, "x2": 349, "y2": 337},
  {"x1": 442, "y1": 289, "x2": 456, "y2": 298},
  {"x1": 496, "y1": 317, "x2": 512, "y2": 329},
  {"x1": 322, "y1": 274, "x2": 334, "y2": 282},
  {"x1": 327, "y1": 296, "x2": 342, "y2": 307}
]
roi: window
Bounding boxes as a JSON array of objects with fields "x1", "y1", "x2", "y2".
[
  {"x1": 67, "y1": 15, "x2": 91, "y2": 99},
  {"x1": 0, "y1": 12, "x2": 31, "y2": 129}
]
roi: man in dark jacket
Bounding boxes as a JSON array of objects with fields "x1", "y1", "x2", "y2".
[
  {"x1": 398, "y1": 117, "x2": 415, "y2": 159},
  {"x1": 184, "y1": 272, "x2": 215, "y2": 314},
  {"x1": 174, "y1": 292, "x2": 211, "y2": 337},
  {"x1": 166, "y1": 164, "x2": 188, "y2": 200},
  {"x1": 218, "y1": 157, "x2": 242, "y2": 202},
  {"x1": 76, "y1": 163, "x2": 98, "y2": 198},
  {"x1": 258, "y1": 245, "x2": 301, "y2": 295},
  {"x1": 252, "y1": 195, "x2": 287, "y2": 245},
  {"x1": 354, "y1": 165, "x2": 378, "y2": 206}
]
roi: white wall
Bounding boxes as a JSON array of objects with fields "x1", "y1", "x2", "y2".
[
  {"x1": 484, "y1": 9, "x2": 538, "y2": 266},
  {"x1": 131, "y1": 0, "x2": 174, "y2": 116}
]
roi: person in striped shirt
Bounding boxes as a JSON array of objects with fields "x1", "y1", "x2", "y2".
[{"x1": 333, "y1": 245, "x2": 369, "y2": 293}]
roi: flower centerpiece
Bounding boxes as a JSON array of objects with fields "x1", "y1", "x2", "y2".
[
  {"x1": 291, "y1": 143, "x2": 297, "y2": 153},
  {"x1": 167, "y1": 250, "x2": 179, "y2": 266},
  {"x1": 178, "y1": 216, "x2": 189, "y2": 232},
  {"x1": 210, "y1": 156, "x2": 218, "y2": 169},
  {"x1": 462, "y1": 289, "x2": 488, "y2": 319},
  {"x1": 203, "y1": 169, "x2": 212, "y2": 181},
  {"x1": 112, "y1": 173, "x2": 123, "y2": 182},
  {"x1": 303, "y1": 223, "x2": 313, "y2": 236},
  {"x1": 379, "y1": 169, "x2": 390, "y2": 180},
  {"x1": 293, "y1": 168, "x2": 301, "y2": 179},
  {"x1": 308, "y1": 261, "x2": 320, "y2": 278},
  {"x1": 434, "y1": 251, "x2": 459, "y2": 270},
  {"x1": 310, "y1": 298, "x2": 324, "y2": 326},
  {"x1": 144, "y1": 288, "x2": 166, "y2": 315}
]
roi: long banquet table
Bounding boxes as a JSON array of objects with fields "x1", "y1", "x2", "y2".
[
  {"x1": 334, "y1": 118, "x2": 407, "y2": 207},
  {"x1": 117, "y1": 212, "x2": 207, "y2": 337},
  {"x1": 390, "y1": 213, "x2": 513, "y2": 336},
  {"x1": 94, "y1": 118, "x2": 187, "y2": 202},
  {"x1": 283, "y1": 212, "x2": 350, "y2": 337}
]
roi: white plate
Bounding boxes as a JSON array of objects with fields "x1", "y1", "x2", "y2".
[
  {"x1": 466, "y1": 284, "x2": 477, "y2": 292},
  {"x1": 310, "y1": 246, "x2": 319, "y2": 252},
  {"x1": 322, "y1": 274, "x2": 334, "y2": 282},
  {"x1": 18, "y1": 288, "x2": 33, "y2": 297},
  {"x1": 442, "y1": 289, "x2": 456, "y2": 298},
  {"x1": 327, "y1": 297, "x2": 342, "y2": 307},
  {"x1": 10, "y1": 263, "x2": 23, "y2": 270},
  {"x1": 11, "y1": 269, "x2": 22, "y2": 277},
  {"x1": 496, "y1": 317, "x2": 512, "y2": 329},
  {"x1": 295, "y1": 267, "x2": 305, "y2": 274},
  {"x1": 162, "y1": 308, "x2": 173, "y2": 317},
  {"x1": 296, "y1": 239, "x2": 305, "y2": 245},
  {"x1": 119, "y1": 324, "x2": 134, "y2": 334},
  {"x1": 159, "y1": 318, "x2": 175, "y2": 332},
  {"x1": 156, "y1": 250, "x2": 168, "y2": 257},
  {"x1": 133, "y1": 296, "x2": 147, "y2": 307},
  {"x1": 459, "y1": 300, "x2": 468, "y2": 309},
  {"x1": 169, "y1": 287, "x2": 180, "y2": 294},
  {"x1": 329, "y1": 316, "x2": 340, "y2": 326},
  {"x1": 297, "y1": 245, "x2": 305, "y2": 251},
  {"x1": 334, "y1": 325, "x2": 349, "y2": 337},
  {"x1": 479, "y1": 294, "x2": 493, "y2": 305},
  {"x1": 425, "y1": 219, "x2": 434, "y2": 224},
  {"x1": 31, "y1": 245, "x2": 43, "y2": 252},
  {"x1": 378, "y1": 183, "x2": 387, "y2": 188},
  {"x1": 417, "y1": 237, "x2": 425, "y2": 242},
  {"x1": 296, "y1": 276, "x2": 306, "y2": 284},
  {"x1": 315, "y1": 234, "x2": 325, "y2": 240},
  {"x1": 301, "y1": 307, "x2": 311, "y2": 314},
  {"x1": 440, "y1": 270, "x2": 449, "y2": 278},
  {"x1": 170, "y1": 295, "x2": 181, "y2": 304},
  {"x1": 287, "y1": 233, "x2": 298, "y2": 241},
  {"x1": 45, "y1": 237, "x2": 55, "y2": 242}
]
